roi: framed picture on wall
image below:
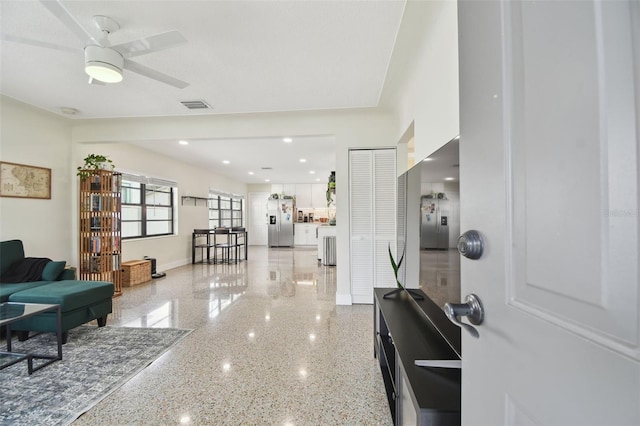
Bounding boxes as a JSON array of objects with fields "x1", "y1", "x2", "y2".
[{"x1": 0, "y1": 161, "x2": 51, "y2": 199}]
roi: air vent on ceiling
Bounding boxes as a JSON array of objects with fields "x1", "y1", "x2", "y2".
[
  {"x1": 180, "y1": 100, "x2": 211, "y2": 110},
  {"x1": 261, "y1": 167, "x2": 272, "y2": 170}
]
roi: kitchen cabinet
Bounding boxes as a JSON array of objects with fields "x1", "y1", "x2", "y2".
[
  {"x1": 283, "y1": 183, "x2": 296, "y2": 197},
  {"x1": 294, "y1": 223, "x2": 317, "y2": 246},
  {"x1": 311, "y1": 183, "x2": 327, "y2": 208},
  {"x1": 270, "y1": 184, "x2": 283, "y2": 195},
  {"x1": 294, "y1": 184, "x2": 312, "y2": 207},
  {"x1": 270, "y1": 183, "x2": 330, "y2": 209}
]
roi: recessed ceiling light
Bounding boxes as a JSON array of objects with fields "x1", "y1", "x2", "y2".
[
  {"x1": 60, "y1": 107, "x2": 79, "y2": 115},
  {"x1": 315, "y1": 178, "x2": 320, "y2": 182},
  {"x1": 223, "y1": 160, "x2": 230, "y2": 164},
  {"x1": 283, "y1": 137, "x2": 293, "y2": 143},
  {"x1": 423, "y1": 158, "x2": 433, "y2": 162},
  {"x1": 299, "y1": 158, "x2": 307, "y2": 163},
  {"x1": 265, "y1": 179, "x2": 270, "y2": 182},
  {"x1": 248, "y1": 171, "x2": 254, "y2": 175},
  {"x1": 178, "y1": 140, "x2": 189, "y2": 145},
  {"x1": 445, "y1": 177, "x2": 455, "y2": 181},
  {"x1": 309, "y1": 170, "x2": 315, "y2": 174}
]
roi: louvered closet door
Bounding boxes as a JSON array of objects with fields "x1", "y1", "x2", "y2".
[
  {"x1": 349, "y1": 148, "x2": 396, "y2": 304},
  {"x1": 373, "y1": 150, "x2": 397, "y2": 289}
]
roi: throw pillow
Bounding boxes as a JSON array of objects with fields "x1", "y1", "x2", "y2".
[{"x1": 42, "y1": 261, "x2": 66, "y2": 281}]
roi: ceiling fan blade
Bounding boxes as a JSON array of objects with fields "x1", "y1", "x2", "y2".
[
  {"x1": 39, "y1": 0, "x2": 98, "y2": 45},
  {"x1": 1, "y1": 33, "x2": 76, "y2": 54},
  {"x1": 112, "y1": 31, "x2": 187, "y2": 58},
  {"x1": 124, "y1": 59, "x2": 189, "y2": 89}
]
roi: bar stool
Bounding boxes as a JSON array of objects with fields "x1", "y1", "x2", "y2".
[
  {"x1": 212, "y1": 227, "x2": 232, "y2": 264},
  {"x1": 231, "y1": 226, "x2": 246, "y2": 261}
]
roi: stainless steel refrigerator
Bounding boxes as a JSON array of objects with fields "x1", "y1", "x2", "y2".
[
  {"x1": 420, "y1": 195, "x2": 450, "y2": 249},
  {"x1": 267, "y1": 197, "x2": 294, "y2": 247}
]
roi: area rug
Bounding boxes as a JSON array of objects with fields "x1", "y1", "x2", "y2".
[{"x1": 0, "y1": 326, "x2": 191, "y2": 426}]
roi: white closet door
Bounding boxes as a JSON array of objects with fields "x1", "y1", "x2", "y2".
[
  {"x1": 350, "y1": 150, "x2": 374, "y2": 303},
  {"x1": 373, "y1": 149, "x2": 397, "y2": 288},
  {"x1": 349, "y1": 148, "x2": 396, "y2": 304}
]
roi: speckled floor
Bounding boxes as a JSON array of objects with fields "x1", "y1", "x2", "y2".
[{"x1": 73, "y1": 246, "x2": 392, "y2": 426}]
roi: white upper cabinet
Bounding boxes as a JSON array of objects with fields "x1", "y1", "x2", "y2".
[
  {"x1": 270, "y1": 184, "x2": 283, "y2": 195},
  {"x1": 295, "y1": 184, "x2": 312, "y2": 207},
  {"x1": 283, "y1": 184, "x2": 296, "y2": 197},
  {"x1": 311, "y1": 184, "x2": 327, "y2": 208},
  {"x1": 271, "y1": 183, "x2": 330, "y2": 209}
]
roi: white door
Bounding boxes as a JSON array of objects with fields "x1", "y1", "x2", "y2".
[
  {"x1": 459, "y1": 1, "x2": 639, "y2": 424},
  {"x1": 349, "y1": 148, "x2": 396, "y2": 303},
  {"x1": 248, "y1": 192, "x2": 269, "y2": 246}
]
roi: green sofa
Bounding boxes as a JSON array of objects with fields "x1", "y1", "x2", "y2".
[
  {"x1": 0, "y1": 239, "x2": 76, "y2": 303},
  {"x1": 1, "y1": 239, "x2": 114, "y2": 343}
]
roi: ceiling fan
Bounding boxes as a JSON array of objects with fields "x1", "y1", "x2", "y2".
[{"x1": 3, "y1": 0, "x2": 189, "y2": 88}]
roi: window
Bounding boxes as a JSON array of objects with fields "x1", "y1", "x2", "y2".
[
  {"x1": 121, "y1": 173, "x2": 176, "y2": 239},
  {"x1": 209, "y1": 191, "x2": 244, "y2": 229}
]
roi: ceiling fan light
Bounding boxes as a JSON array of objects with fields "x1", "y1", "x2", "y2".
[
  {"x1": 85, "y1": 63, "x2": 122, "y2": 83},
  {"x1": 84, "y1": 45, "x2": 124, "y2": 83}
]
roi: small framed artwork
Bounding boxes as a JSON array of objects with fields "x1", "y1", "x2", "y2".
[{"x1": 0, "y1": 161, "x2": 51, "y2": 199}]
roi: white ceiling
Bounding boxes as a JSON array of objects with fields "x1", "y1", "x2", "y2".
[
  {"x1": 418, "y1": 137, "x2": 459, "y2": 184},
  {"x1": 132, "y1": 135, "x2": 337, "y2": 185},
  {"x1": 0, "y1": 1, "x2": 406, "y2": 185}
]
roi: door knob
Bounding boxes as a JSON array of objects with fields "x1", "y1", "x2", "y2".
[
  {"x1": 457, "y1": 230, "x2": 484, "y2": 259},
  {"x1": 444, "y1": 293, "x2": 484, "y2": 338}
]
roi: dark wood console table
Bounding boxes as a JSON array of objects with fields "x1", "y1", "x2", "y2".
[{"x1": 374, "y1": 288, "x2": 461, "y2": 425}]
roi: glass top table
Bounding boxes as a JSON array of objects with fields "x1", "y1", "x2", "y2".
[{"x1": 0, "y1": 302, "x2": 62, "y2": 375}]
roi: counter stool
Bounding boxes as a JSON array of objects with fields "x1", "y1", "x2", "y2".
[{"x1": 213, "y1": 228, "x2": 232, "y2": 264}]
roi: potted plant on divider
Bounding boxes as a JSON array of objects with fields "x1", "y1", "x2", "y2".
[{"x1": 77, "y1": 154, "x2": 115, "y2": 180}]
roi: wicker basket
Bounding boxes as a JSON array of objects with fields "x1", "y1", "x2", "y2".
[{"x1": 121, "y1": 260, "x2": 151, "y2": 287}]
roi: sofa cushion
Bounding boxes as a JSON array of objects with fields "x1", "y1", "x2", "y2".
[
  {"x1": 42, "y1": 261, "x2": 66, "y2": 281},
  {"x1": 0, "y1": 281, "x2": 53, "y2": 303},
  {"x1": 0, "y1": 240, "x2": 25, "y2": 276},
  {"x1": 9, "y1": 280, "x2": 114, "y2": 312}
]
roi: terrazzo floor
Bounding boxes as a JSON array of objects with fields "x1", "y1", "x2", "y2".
[{"x1": 73, "y1": 246, "x2": 393, "y2": 426}]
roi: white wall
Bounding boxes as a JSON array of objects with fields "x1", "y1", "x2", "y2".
[
  {"x1": 380, "y1": 0, "x2": 460, "y2": 173},
  {"x1": 0, "y1": 96, "x2": 75, "y2": 261},
  {"x1": 376, "y1": 1, "x2": 460, "y2": 290}
]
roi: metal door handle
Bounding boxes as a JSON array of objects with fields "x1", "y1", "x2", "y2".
[
  {"x1": 444, "y1": 293, "x2": 484, "y2": 338},
  {"x1": 458, "y1": 230, "x2": 483, "y2": 259}
]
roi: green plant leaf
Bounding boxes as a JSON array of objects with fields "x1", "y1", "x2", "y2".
[{"x1": 388, "y1": 243, "x2": 404, "y2": 289}]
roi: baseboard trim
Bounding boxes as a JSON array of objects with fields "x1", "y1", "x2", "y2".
[
  {"x1": 335, "y1": 293, "x2": 352, "y2": 306},
  {"x1": 351, "y1": 294, "x2": 373, "y2": 305}
]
